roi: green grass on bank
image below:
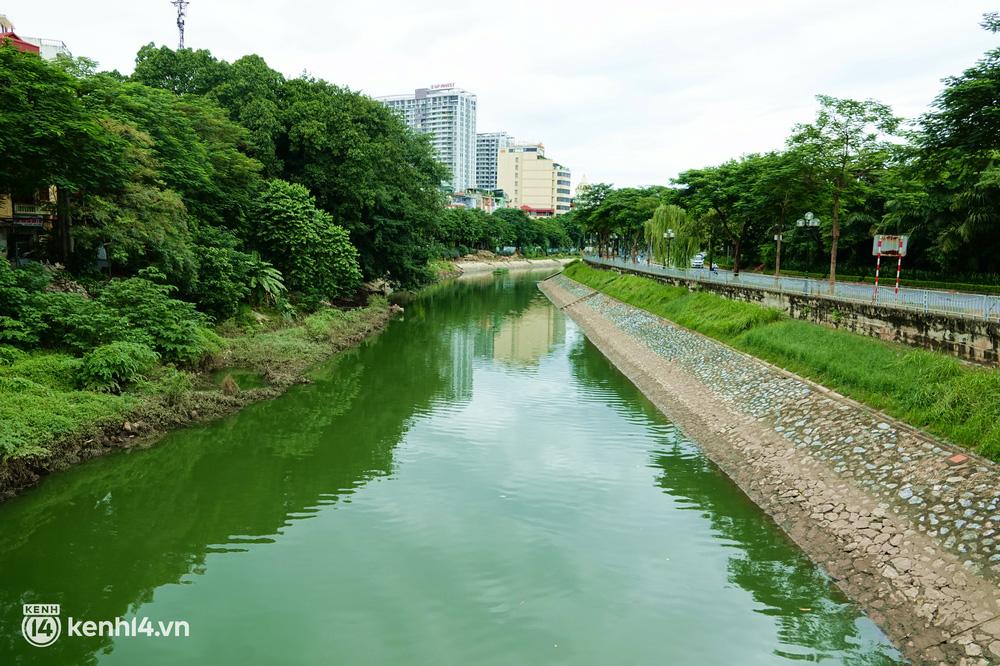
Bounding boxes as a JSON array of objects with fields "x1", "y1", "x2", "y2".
[
  {"x1": 0, "y1": 299, "x2": 390, "y2": 461},
  {"x1": 563, "y1": 261, "x2": 1000, "y2": 459}
]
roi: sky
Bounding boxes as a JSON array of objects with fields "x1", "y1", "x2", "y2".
[{"x1": 4, "y1": 1, "x2": 997, "y2": 188}]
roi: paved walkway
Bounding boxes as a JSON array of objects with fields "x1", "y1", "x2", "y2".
[
  {"x1": 587, "y1": 255, "x2": 1000, "y2": 322},
  {"x1": 545, "y1": 273, "x2": 1000, "y2": 665}
]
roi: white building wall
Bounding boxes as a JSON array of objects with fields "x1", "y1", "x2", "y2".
[
  {"x1": 378, "y1": 85, "x2": 478, "y2": 192},
  {"x1": 475, "y1": 132, "x2": 514, "y2": 190}
]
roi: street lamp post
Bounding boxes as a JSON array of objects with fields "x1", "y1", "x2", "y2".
[
  {"x1": 774, "y1": 232, "x2": 783, "y2": 278},
  {"x1": 662, "y1": 229, "x2": 675, "y2": 267},
  {"x1": 796, "y1": 212, "x2": 821, "y2": 275}
]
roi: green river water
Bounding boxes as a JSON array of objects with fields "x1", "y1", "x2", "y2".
[{"x1": 0, "y1": 271, "x2": 902, "y2": 665}]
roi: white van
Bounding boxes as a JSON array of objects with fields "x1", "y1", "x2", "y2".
[{"x1": 690, "y1": 253, "x2": 706, "y2": 269}]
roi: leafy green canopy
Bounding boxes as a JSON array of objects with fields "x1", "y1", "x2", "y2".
[
  {"x1": 130, "y1": 44, "x2": 450, "y2": 288},
  {"x1": 254, "y1": 179, "x2": 362, "y2": 300}
]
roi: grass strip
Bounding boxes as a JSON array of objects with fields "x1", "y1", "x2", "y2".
[{"x1": 564, "y1": 261, "x2": 1000, "y2": 459}]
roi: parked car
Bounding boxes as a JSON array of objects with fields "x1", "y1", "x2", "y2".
[{"x1": 690, "y1": 253, "x2": 706, "y2": 269}]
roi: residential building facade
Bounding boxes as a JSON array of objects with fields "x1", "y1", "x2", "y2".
[
  {"x1": 1, "y1": 188, "x2": 57, "y2": 264},
  {"x1": 475, "y1": 131, "x2": 514, "y2": 190},
  {"x1": 0, "y1": 15, "x2": 70, "y2": 59},
  {"x1": 496, "y1": 144, "x2": 572, "y2": 217},
  {"x1": 377, "y1": 84, "x2": 477, "y2": 192},
  {"x1": 21, "y1": 37, "x2": 71, "y2": 60},
  {"x1": 449, "y1": 188, "x2": 507, "y2": 214}
]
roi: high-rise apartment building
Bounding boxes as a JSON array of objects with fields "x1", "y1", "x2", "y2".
[
  {"x1": 377, "y1": 84, "x2": 477, "y2": 192},
  {"x1": 475, "y1": 132, "x2": 514, "y2": 190},
  {"x1": 497, "y1": 144, "x2": 572, "y2": 217}
]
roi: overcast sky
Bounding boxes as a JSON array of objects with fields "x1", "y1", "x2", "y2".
[{"x1": 4, "y1": 1, "x2": 997, "y2": 188}]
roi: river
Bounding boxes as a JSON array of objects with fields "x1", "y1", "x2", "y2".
[{"x1": 0, "y1": 270, "x2": 902, "y2": 664}]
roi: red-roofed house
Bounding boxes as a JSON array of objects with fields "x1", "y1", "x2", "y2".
[{"x1": 0, "y1": 31, "x2": 40, "y2": 55}]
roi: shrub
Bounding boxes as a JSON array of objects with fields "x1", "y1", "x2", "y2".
[
  {"x1": 220, "y1": 373, "x2": 240, "y2": 395},
  {"x1": 0, "y1": 315, "x2": 37, "y2": 345},
  {"x1": 254, "y1": 179, "x2": 362, "y2": 300},
  {"x1": 12, "y1": 262, "x2": 53, "y2": 292},
  {"x1": 27, "y1": 291, "x2": 135, "y2": 352},
  {"x1": 0, "y1": 260, "x2": 29, "y2": 317},
  {"x1": 0, "y1": 353, "x2": 83, "y2": 391},
  {"x1": 0, "y1": 345, "x2": 26, "y2": 365},
  {"x1": 153, "y1": 366, "x2": 194, "y2": 406},
  {"x1": 183, "y1": 227, "x2": 253, "y2": 319},
  {"x1": 96, "y1": 269, "x2": 222, "y2": 364},
  {"x1": 79, "y1": 342, "x2": 159, "y2": 392}
]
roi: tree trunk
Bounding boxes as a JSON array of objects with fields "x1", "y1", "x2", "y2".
[
  {"x1": 775, "y1": 202, "x2": 787, "y2": 278},
  {"x1": 706, "y1": 231, "x2": 714, "y2": 272},
  {"x1": 733, "y1": 237, "x2": 742, "y2": 276},
  {"x1": 55, "y1": 187, "x2": 73, "y2": 264},
  {"x1": 829, "y1": 190, "x2": 841, "y2": 292}
]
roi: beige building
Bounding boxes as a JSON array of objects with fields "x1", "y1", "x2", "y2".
[
  {"x1": 493, "y1": 300, "x2": 565, "y2": 366},
  {"x1": 496, "y1": 144, "x2": 572, "y2": 217}
]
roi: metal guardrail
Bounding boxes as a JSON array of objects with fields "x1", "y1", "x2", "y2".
[{"x1": 585, "y1": 255, "x2": 1000, "y2": 323}]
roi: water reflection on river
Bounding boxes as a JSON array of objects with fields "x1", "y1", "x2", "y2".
[{"x1": 0, "y1": 270, "x2": 901, "y2": 665}]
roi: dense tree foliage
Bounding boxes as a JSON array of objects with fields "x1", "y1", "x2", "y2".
[
  {"x1": 1, "y1": 38, "x2": 493, "y2": 320},
  {"x1": 575, "y1": 14, "x2": 1000, "y2": 282},
  {"x1": 0, "y1": 39, "x2": 520, "y2": 378},
  {"x1": 254, "y1": 179, "x2": 361, "y2": 301}
]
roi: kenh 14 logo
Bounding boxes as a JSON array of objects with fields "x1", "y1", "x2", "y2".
[
  {"x1": 22, "y1": 604, "x2": 61, "y2": 648},
  {"x1": 20, "y1": 603, "x2": 190, "y2": 647}
]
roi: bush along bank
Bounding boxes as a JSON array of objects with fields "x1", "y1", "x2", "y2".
[
  {"x1": 0, "y1": 262, "x2": 396, "y2": 500},
  {"x1": 563, "y1": 260, "x2": 1000, "y2": 460}
]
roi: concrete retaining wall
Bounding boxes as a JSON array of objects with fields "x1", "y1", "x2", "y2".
[{"x1": 588, "y1": 260, "x2": 1000, "y2": 365}]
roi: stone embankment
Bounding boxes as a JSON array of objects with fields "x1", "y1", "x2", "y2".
[
  {"x1": 540, "y1": 273, "x2": 1000, "y2": 666},
  {"x1": 455, "y1": 257, "x2": 575, "y2": 274}
]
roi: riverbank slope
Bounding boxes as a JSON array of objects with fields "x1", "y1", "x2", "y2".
[
  {"x1": 0, "y1": 299, "x2": 396, "y2": 500},
  {"x1": 455, "y1": 257, "x2": 576, "y2": 274},
  {"x1": 540, "y1": 273, "x2": 1000, "y2": 665}
]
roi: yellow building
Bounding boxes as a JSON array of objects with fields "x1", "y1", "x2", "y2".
[
  {"x1": 492, "y1": 300, "x2": 565, "y2": 366},
  {"x1": 496, "y1": 144, "x2": 572, "y2": 217},
  {"x1": 0, "y1": 188, "x2": 57, "y2": 263}
]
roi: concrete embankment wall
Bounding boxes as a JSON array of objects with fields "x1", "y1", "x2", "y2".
[
  {"x1": 456, "y1": 258, "x2": 575, "y2": 274},
  {"x1": 540, "y1": 273, "x2": 1000, "y2": 665},
  {"x1": 586, "y1": 259, "x2": 1000, "y2": 366}
]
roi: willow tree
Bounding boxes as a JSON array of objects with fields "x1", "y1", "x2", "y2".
[{"x1": 643, "y1": 204, "x2": 690, "y2": 266}]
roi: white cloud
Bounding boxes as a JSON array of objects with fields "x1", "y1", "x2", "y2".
[{"x1": 5, "y1": 0, "x2": 996, "y2": 186}]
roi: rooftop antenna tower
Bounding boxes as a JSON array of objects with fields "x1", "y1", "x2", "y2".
[{"x1": 170, "y1": 0, "x2": 189, "y2": 49}]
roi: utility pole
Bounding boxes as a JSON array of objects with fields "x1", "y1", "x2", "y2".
[{"x1": 171, "y1": 0, "x2": 190, "y2": 49}]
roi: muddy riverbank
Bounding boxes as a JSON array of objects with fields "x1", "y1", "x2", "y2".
[{"x1": 540, "y1": 274, "x2": 1000, "y2": 666}]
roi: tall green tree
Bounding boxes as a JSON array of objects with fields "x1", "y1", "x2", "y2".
[
  {"x1": 788, "y1": 95, "x2": 900, "y2": 286},
  {"x1": 905, "y1": 13, "x2": 1000, "y2": 270},
  {"x1": 573, "y1": 183, "x2": 614, "y2": 255},
  {"x1": 281, "y1": 77, "x2": 447, "y2": 286},
  {"x1": 675, "y1": 160, "x2": 760, "y2": 274},
  {"x1": 131, "y1": 44, "x2": 228, "y2": 95},
  {"x1": 0, "y1": 45, "x2": 129, "y2": 261}
]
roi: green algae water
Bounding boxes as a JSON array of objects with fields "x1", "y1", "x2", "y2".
[{"x1": 0, "y1": 271, "x2": 902, "y2": 665}]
